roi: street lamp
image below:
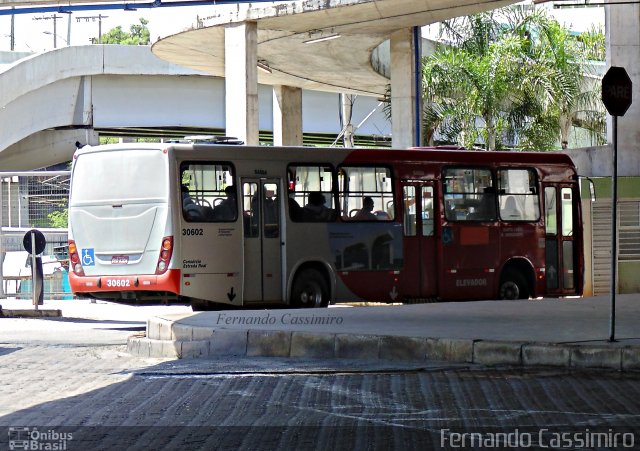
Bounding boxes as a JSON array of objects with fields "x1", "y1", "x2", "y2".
[{"x1": 43, "y1": 31, "x2": 69, "y2": 48}]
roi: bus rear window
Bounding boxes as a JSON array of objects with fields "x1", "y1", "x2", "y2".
[{"x1": 70, "y1": 149, "x2": 168, "y2": 204}]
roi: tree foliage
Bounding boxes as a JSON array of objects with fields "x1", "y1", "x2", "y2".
[
  {"x1": 99, "y1": 18, "x2": 150, "y2": 45},
  {"x1": 415, "y1": 6, "x2": 605, "y2": 150}
]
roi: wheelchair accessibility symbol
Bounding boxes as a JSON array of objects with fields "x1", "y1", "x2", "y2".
[{"x1": 82, "y1": 248, "x2": 95, "y2": 266}]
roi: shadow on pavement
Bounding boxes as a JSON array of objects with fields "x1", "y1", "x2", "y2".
[{"x1": 0, "y1": 356, "x2": 639, "y2": 450}]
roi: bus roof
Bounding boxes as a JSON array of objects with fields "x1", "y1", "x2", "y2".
[{"x1": 74, "y1": 143, "x2": 576, "y2": 170}]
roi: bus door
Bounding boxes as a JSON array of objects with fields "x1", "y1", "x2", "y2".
[
  {"x1": 399, "y1": 181, "x2": 438, "y2": 299},
  {"x1": 241, "y1": 179, "x2": 283, "y2": 303},
  {"x1": 543, "y1": 184, "x2": 579, "y2": 295},
  {"x1": 439, "y1": 167, "x2": 500, "y2": 300}
]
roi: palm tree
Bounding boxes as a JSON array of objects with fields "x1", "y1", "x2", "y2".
[
  {"x1": 424, "y1": 10, "x2": 534, "y2": 150},
  {"x1": 420, "y1": 7, "x2": 605, "y2": 150},
  {"x1": 516, "y1": 14, "x2": 605, "y2": 149}
]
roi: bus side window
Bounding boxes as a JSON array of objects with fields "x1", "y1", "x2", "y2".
[
  {"x1": 338, "y1": 166, "x2": 394, "y2": 222},
  {"x1": 443, "y1": 167, "x2": 494, "y2": 221},
  {"x1": 180, "y1": 162, "x2": 235, "y2": 223},
  {"x1": 498, "y1": 168, "x2": 540, "y2": 222},
  {"x1": 287, "y1": 164, "x2": 335, "y2": 222},
  {"x1": 403, "y1": 186, "x2": 416, "y2": 236}
]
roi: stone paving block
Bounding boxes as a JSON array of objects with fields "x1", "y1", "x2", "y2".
[
  {"x1": 571, "y1": 346, "x2": 622, "y2": 370},
  {"x1": 290, "y1": 332, "x2": 336, "y2": 358},
  {"x1": 247, "y1": 330, "x2": 291, "y2": 357},
  {"x1": 156, "y1": 320, "x2": 173, "y2": 341},
  {"x1": 148, "y1": 339, "x2": 179, "y2": 358},
  {"x1": 192, "y1": 326, "x2": 215, "y2": 341},
  {"x1": 146, "y1": 319, "x2": 158, "y2": 340},
  {"x1": 127, "y1": 337, "x2": 150, "y2": 358},
  {"x1": 209, "y1": 329, "x2": 248, "y2": 356},
  {"x1": 335, "y1": 334, "x2": 379, "y2": 360},
  {"x1": 172, "y1": 323, "x2": 193, "y2": 341},
  {"x1": 473, "y1": 341, "x2": 524, "y2": 366},
  {"x1": 522, "y1": 344, "x2": 571, "y2": 367},
  {"x1": 180, "y1": 340, "x2": 209, "y2": 359},
  {"x1": 379, "y1": 336, "x2": 427, "y2": 361},
  {"x1": 622, "y1": 348, "x2": 640, "y2": 370},
  {"x1": 426, "y1": 338, "x2": 473, "y2": 363}
]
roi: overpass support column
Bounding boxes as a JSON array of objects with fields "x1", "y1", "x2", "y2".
[
  {"x1": 273, "y1": 85, "x2": 302, "y2": 146},
  {"x1": 225, "y1": 21, "x2": 259, "y2": 145},
  {"x1": 390, "y1": 27, "x2": 422, "y2": 149}
]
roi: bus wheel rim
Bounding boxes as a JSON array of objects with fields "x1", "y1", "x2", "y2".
[
  {"x1": 501, "y1": 281, "x2": 519, "y2": 300},
  {"x1": 301, "y1": 283, "x2": 322, "y2": 307}
]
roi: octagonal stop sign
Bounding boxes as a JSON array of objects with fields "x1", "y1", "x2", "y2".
[{"x1": 602, "y1": 66, "x2": 632, "y2": 116}]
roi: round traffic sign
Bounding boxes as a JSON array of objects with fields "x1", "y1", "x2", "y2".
[
  {"x1": 23, "y1": 229, "x2": 47, "y2": 255},
  {"x1": 602, "y1": 66, "x2": 632, "y2": 116}
]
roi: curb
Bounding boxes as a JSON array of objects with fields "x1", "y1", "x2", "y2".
[
  {"x1": 0, "y1": 308, "x2": 62, "y2": 318},
  {"x1": 127, "y1": 328, "x2": 640, "y2": 372}
]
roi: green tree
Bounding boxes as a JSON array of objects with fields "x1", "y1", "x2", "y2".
[
  {"x1": 516, "y1": 14, "x2": 605, "y2": 149},
  {"x1": 420, "y1": 7, "x2": 605, "y2": 150},
  {"x1": 99, "y1": 18, "x2": 150, "y2": 45},
  {"x1": 48, "y1": 209, "x2": 68, "y2": 228},
  {"x1": 424, "y1": 10, "x2": 534, "y2": 150}
]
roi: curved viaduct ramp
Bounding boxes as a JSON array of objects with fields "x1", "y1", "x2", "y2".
[
  {"x1": 0, "y1": 45, "x2": 219, "y2": 170},
  {"x1": 153, "y1": 0, "x2": 519, "y2": 96}
]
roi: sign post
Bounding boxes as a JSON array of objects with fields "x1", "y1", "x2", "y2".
[
  {"x1": 601, "y1": 66, "x2": 632, "y2": 342},
  {"x1": 23, "y1": 229, "x2": 46, "y2": 310}
]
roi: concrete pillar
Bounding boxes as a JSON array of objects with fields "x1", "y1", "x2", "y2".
[
  {"x1": 272, "y1": 85, "x2": 302, "y2": 146},
  {"x1": 390, "y1": 27, "x2": 422, "y2": 149},
  {"x1": 606, "y1": 4, "x2": 640, "y2": 176},
  {"x1": 225, "y1": 21, "x2": 259, "y2": 146}
]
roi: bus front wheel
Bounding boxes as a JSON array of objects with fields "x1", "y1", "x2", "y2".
[
  {"x1": 498, "y1": 270, "x2": 529, "y2": 300},
  {"x1": 291, "y1": 269, "x2": 329, "y2": 308}
]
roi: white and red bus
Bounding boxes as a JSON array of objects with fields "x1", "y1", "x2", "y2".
[{"x1": 68, "y1": 143, "x2": 584, "y2": 309}]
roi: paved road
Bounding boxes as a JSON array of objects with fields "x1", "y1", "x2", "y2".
[{"x1": 0, "y1": 300, "x2": 639, "y2": 450}]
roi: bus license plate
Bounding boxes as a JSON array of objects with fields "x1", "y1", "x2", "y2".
[{"x1": 112, "y1": 255, "x2": 129, "y2": 264}]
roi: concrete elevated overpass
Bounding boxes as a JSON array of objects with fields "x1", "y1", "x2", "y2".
[
  {"x1": 0, "y1": 0, "x2": 521, "y2": 169},
  {"x1": 0, "y1": 44, "x2": 393, "y2": 169}
]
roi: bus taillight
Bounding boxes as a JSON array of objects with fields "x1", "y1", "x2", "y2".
[
  {"x1": 68, "y1": 240, "x2": 85, "y2": 276},
  {"x1": 156, "y1": 236, "x2": 173, "y2": 274}
]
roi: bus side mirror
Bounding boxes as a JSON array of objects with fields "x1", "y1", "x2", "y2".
[{"x1": 580, "y1": 177, "x2": 596, "y2": 202}]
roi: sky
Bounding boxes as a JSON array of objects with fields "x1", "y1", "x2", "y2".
[
  {"x1": 0, "y1": 5, "x2": 213, "y2": 52},
  {"x1": 0, "y1": 1, "x2": 604, "y2": 53}
]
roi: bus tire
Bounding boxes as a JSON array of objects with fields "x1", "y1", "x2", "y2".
[
  {"x1": 291, "y1": 268, "x2": 329, "y2": 308},
  {"x1": 498, "y1": 270, "x2": 529, "y2": 300}
]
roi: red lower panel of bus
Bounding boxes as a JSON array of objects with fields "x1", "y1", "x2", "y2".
[{"x1": 69, "y1": 269, "x2": 181, "y2": 295}]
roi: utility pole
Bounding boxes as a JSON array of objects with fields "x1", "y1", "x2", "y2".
[
  {"x1": 77, "y1": 14, "x2": 109, "y2": 44},
  {"x1": 33, "y1": 14, "x2": 65, "y2": 48},
  {"x1": 10, "y1": 7, "x2": 15, "y2": 51}
]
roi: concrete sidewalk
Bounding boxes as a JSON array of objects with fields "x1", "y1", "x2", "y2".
[{"x1": 128, "y1": 295, "x2": 640, "y2": 371}]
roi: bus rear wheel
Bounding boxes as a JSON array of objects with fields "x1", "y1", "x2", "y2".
[
  {"x1": 291, "y1": 269, "x2": 329, "y2": 308},
  {"x1": 498, "y1": 270, "x2": 529, "y2": 300}
]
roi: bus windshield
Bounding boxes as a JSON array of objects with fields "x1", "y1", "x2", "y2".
[{"x1": 70, "y1": 148, "x2": 168, "y2": 204}]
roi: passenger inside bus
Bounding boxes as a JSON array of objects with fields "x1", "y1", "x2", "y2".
[
  {"x1": 303, "y1": 191, "x2": 334, "y2": 221},
  {"x1": 181, "y1": 184, "x2": 203, "y2": 221},
  {"x1": 288, "y1": 196, "x2": 303, "y2": 221},
  {"x1": 501, "y1": 195, "x2": 522, "y2": 220},
  {"x1": 352, "y1": 196, "x2": 378, "y2": 221},
  {"x1": 213, "y1": 185, "x2": 237, "y2": 221}
]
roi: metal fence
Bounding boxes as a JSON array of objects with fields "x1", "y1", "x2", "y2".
[{"x1": 0, "y1": 171, "x2": 71, "y2": 299}]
